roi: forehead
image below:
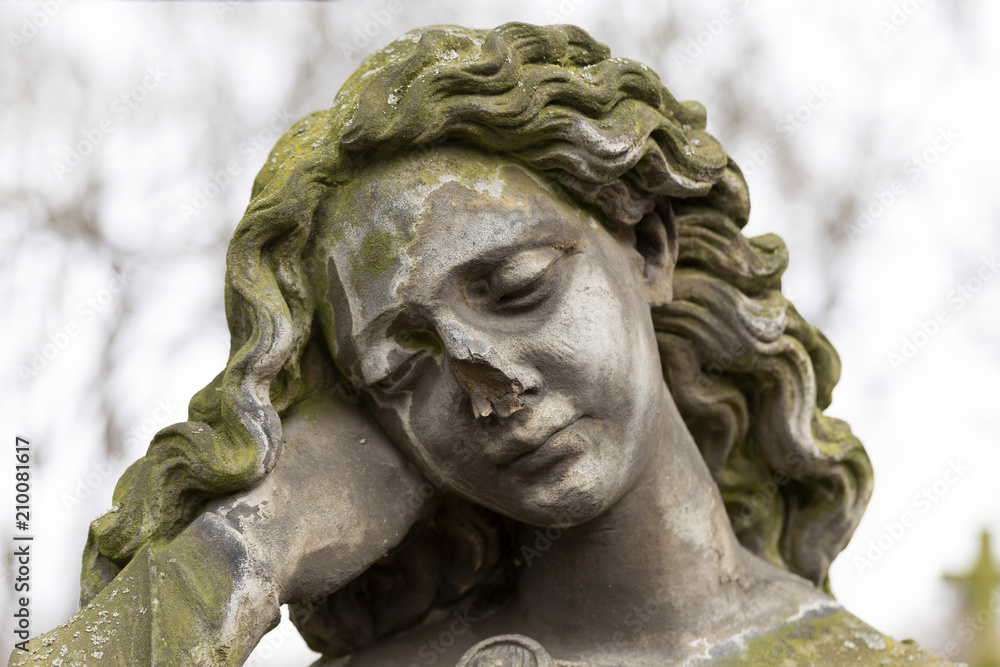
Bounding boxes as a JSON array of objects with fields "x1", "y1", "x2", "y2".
[{"x1": 327, "y1": 149, "x2": 598, "y2": 308}]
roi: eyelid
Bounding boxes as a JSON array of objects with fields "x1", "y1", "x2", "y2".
[
  {"x1": 357, "y1": 318, "x2": 440, "y2": 389},
  {"x1": 489, "y1": 246, "x2": 563, "y2": 298},
  {"x1": 375, "y1": 350, "x2": 431, "y2": 393},
  {"x1": 376, "y1": 326, "x2": 441, "y2": 390}
]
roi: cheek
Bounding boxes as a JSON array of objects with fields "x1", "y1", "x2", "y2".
[
  {"x1": 535, "y1": 264, "x2": 648, "y2": 406},
  {"x1": 369, "y1": 370, "x2": 483, "y2": 481}
]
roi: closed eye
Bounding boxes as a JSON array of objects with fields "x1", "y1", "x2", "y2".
[
  {"x1": 376, "y1": 350, "x2": 431, "y2": 393},
  {"x1": 491, "y1": 246, "x2": 561, "y2": 295},
  {"x1": 374, "y1": 326, "x2": 441, "y2": 393},
  {"x1": 493, "y1": 271, "x2": 556, "y2": 309},
  {"x1": 465, "y1": 246, "x2": 568, "y2": 311}
]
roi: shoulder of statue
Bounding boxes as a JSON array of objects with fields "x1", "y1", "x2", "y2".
[
  {"x1": 704, "y1": 603, "x2": 958, "y2": 666},
  {"x1": 314, "y1": 607, "x2": 957, "y2": 667}
]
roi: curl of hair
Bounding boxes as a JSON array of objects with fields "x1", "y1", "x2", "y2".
[{"x1": 80, "y1": 22, "x2": 874, "y2": 657}]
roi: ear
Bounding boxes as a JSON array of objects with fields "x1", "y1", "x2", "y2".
[{"x1": 632, "y1": 200, "x2": 678, "y2": 308}]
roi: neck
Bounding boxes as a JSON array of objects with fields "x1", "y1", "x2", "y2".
[{"x1": 511, "y1": 383, "x2": 808, "y2": 659}]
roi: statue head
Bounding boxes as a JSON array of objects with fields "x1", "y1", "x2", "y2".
[
  {"x1": 316, "y1": 143, "x2": 677, "y2": 529},
  {"x1": 81, "y1": 22, "x2": 873, "y2": 658}
]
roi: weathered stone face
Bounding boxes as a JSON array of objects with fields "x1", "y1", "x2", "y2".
[{"x1": 319, "y1": 145, "x2": 668, "y2": 527}]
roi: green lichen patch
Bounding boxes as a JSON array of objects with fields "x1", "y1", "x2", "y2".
[
  {"x1": 395, "y1": 327, "x2": 442, "y2": 355},
  {"x1": 354, "y1": 227, "x2": 402, "y2": 283},
  {"x1": 709, "y1": 609, "x2": 952, "y2": 667}
]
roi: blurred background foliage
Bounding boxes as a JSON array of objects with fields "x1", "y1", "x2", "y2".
[{"x1": 1, "y1": 1, "x2": 998, "y2": 663}]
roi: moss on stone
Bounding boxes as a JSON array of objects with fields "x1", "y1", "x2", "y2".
[
  {"x1": 354, "y1": 227, "x2": 402, "y2": 282},
  {"x1": 396, "y1": 327, "x2": 442, "y2": 355},
  {"x1": 710, "y1": 609, "x2": 952, "y2": 666}
]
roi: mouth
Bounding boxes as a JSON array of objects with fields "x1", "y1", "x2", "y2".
[{"x1": 505, "y1": 414, "x2": 586, "y2": 472}]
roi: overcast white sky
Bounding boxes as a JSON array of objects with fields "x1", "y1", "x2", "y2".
[{"x1": 1, "y1": 1, "x2": 998, "y2": 663}]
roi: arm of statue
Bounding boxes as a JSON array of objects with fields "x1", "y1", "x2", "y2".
[{"x1": 9, "y1": 391, "x2": 430, "y2": 666}]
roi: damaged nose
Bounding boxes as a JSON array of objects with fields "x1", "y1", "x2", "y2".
[{"x1": 450, "y1": 355, "x2": 527, "y2": 419}]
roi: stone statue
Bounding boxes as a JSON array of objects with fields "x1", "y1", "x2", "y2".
[{"x1": 12, "y1": 23, "x2": 952, "y2": 666}]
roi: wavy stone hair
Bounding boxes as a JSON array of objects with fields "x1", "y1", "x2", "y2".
[{"x1": 80, "y1": 22, "x2": 874, "y2": 657}]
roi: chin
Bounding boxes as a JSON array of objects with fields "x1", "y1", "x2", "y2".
[{"x1": 502, "y1": 458, "x2": 630, "y2": 528}]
